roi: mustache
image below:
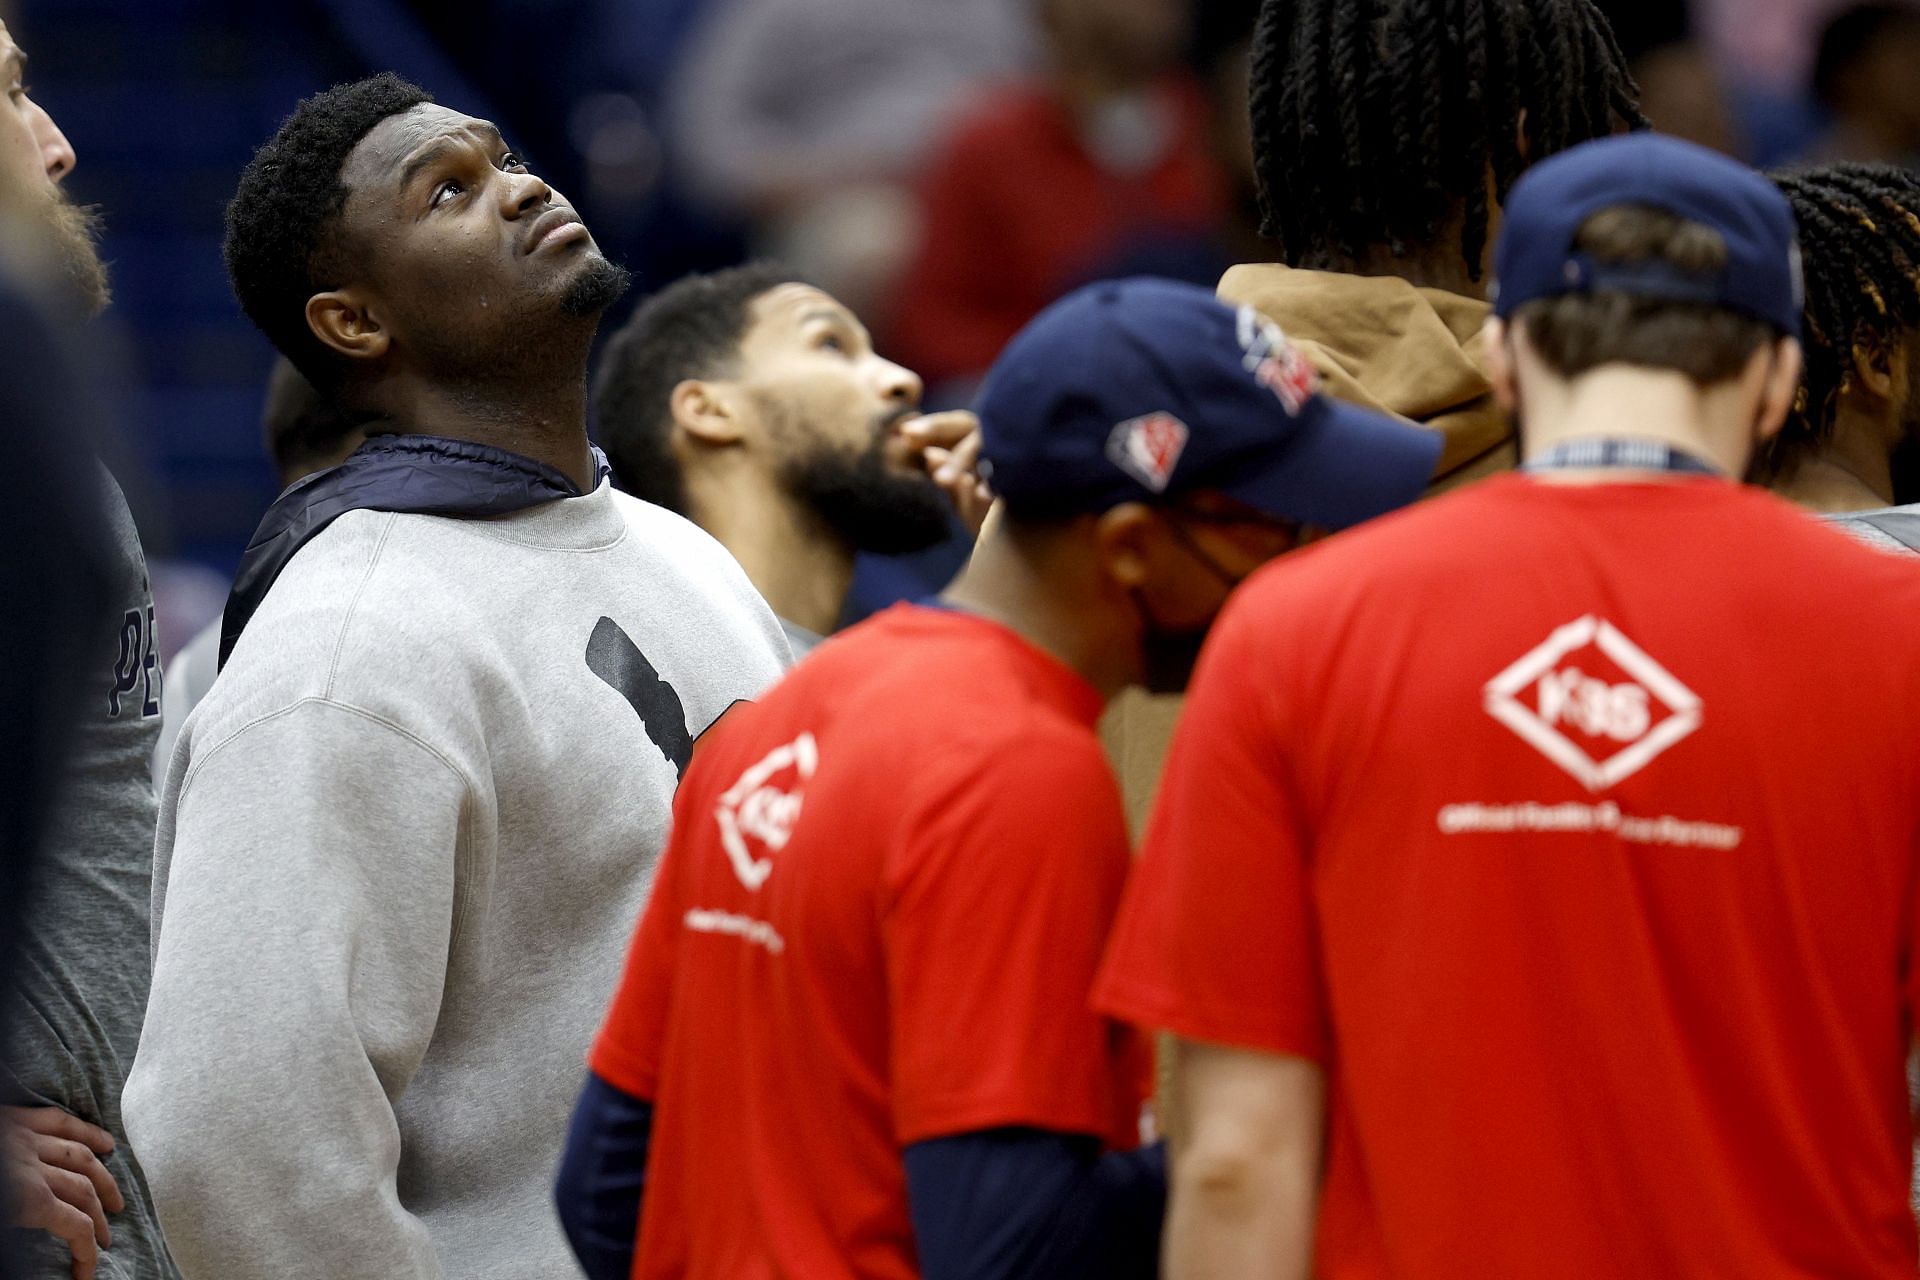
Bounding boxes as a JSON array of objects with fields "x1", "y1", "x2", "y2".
[{"x1": 872, "y1": 405, "x2": 919, "y2": 440}]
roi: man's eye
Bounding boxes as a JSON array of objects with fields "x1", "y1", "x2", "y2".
[
  {"x1": 501, "y1": 152, "x2": 527, "y2": 171},
  {"x1": 430, "y1": 179, "x2": 464, "y2": 209},
  {"x1": 818, "y1": 333, "x2": 846, "y2": 353}
]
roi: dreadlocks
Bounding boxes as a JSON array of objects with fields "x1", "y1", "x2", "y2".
[
  {"x1": 1761, "y1": 165, "x2": 1920, "y2": 476},
  {"x1": 1248, "y1": 0, "x2": 1644, "y2": 280}
]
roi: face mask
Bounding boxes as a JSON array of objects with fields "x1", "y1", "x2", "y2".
[
  {"x1": 1131, "y1": 517, "x2": 1249, "y2": 695},
  {"x1": 1132, "y1": 590, "x2": 1214, "y2": 695}
]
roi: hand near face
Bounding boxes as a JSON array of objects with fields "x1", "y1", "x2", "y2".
[
  {"x1": 2, "y1": 1104, "x2": 123, "y2": 1279},
  {"x1": 901, "y1": 411, "x2": 994, "y2": 536}
]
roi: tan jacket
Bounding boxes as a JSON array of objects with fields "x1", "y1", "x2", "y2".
[{"x1": 1103, "y1": 264, "x2": 1509, "y2": 833}]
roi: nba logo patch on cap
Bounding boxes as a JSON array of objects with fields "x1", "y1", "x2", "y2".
[
  {"x1": 1237, "y1": 307, "x2": 1319, "y2": 416},
  {"x1": 1107, "y1": 412, "x2": 1189, "y2": 492}
]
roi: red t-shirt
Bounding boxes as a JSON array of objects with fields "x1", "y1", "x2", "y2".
[
  {"x1": 593, "y1": 604, "x2": 1147, "y2": 1280},
  {"x1": 1098, "y1": 474, "x2": 1920, "y2": 1278}
]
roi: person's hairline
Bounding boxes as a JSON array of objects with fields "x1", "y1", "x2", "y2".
[{"x1": 298, "y1": 98, "x2": 449, "y2": 335}]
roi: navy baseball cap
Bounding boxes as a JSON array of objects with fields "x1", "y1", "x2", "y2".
[
  {"x1": 974, "y1": 278, "x2": 1442, "y2": 529},
  {"x1": 1492, "y1": 133, "x2": 1802, "y2": 337}
]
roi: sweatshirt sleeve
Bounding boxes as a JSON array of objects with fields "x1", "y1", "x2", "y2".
[{"x1": 124, "y1": 697, "x2": 470, "y2": 1280}]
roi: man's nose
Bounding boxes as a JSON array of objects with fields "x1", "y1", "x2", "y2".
[
  {"x1": 877, "y1": 358, "x2": 923, "y2": 408},
  {"x1": 28, "y1": 99, "x2": 75, "y2": 182},
  {"x1": 502, "y1": 167, "x2": 552, "y2": 216}
]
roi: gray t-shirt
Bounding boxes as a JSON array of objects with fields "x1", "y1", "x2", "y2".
[{"x1": 4, "y1": 466, "x2": 178, "y2": 1279}]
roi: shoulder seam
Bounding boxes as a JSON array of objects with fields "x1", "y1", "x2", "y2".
[
  {"x1": 323, "y1": 513, "x2": 399, "y2": 699},
  {"x1": 179, "y1": 694, "x2": 474, "y2": 806}
]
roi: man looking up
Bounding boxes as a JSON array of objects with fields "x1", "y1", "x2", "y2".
[
  {"x1": 555, "y1": 278, "x2": 1441, "y2": 1280},
  {"x1": 1100, "y1": 134, "x2": 1920, "y2": 1278},
  {"x1": 122, "y1": 74, "x2": 790, "y2": 1280},
  {"x1": 0, "y1": 18, "x2": 178, "y2": 1280},
  {"x1": 596, "y1": 264, "x2": 989, "y2": 657},
  {"x1": 1752, "y1": 165, "x2": 1920, "y2": 551}
]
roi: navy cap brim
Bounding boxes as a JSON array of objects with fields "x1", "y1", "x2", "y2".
[{"x1": 1214, "y1": 397, "x2": 1442, "y2": 530}]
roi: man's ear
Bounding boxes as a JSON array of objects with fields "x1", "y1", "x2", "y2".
[
  {"x1": 671, "y1": 380, "x2": 746, "y2": 448},
  {"x1": 1755, "y1": 337, "x2": 1805, "y2": 444},
  {"x1": 1094, "y1": 503, "x2": 1159, "y2": 591},
  {"x1": 306, "y1": 291, "x2": 389, "y2": 363},
  {"x1": 1849, "y1": 340, "x2": 1897, "y2": 403},
  {"x1": 1483, "y1": 316, "x2": 1519, "y2": 414}
]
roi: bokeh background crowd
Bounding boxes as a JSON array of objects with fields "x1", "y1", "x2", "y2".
[{"x1": 14, "y1": 0, "x2": 1920, "y2": 658}]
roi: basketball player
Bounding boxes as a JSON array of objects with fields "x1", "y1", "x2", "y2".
[
  {"x1": 121, "y1": 75, "x2": 788, "y2": 1280},
  {"x1": 1, "y1": 18, "x2": 179, "y2": 1279},
  {"x1": 595, "y1": 264, "x2": 990, "y2": 657}
]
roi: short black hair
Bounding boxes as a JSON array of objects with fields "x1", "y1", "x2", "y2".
[
  {"x1": 1813, "y1": 4, "x2": 1920, "y2": 109},
  {"x1": 592, "y1": 263, "x2": 803, "y2": 514},
  {"x1": 1248, "y1": 0, "x2": 1645, "y2": 279},
  {"x1": 1756, "y1": 164, "x2": 1920, "y2": 477},
  {"x1": 259, "y1": 357, "x2": 365, "y2": 483},
  {"x1": 224, "y1": 73, "x2": 433, "y2": 391}
]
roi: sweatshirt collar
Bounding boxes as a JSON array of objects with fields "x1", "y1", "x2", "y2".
[{"x1": 219, "y1": 434, "x2": 610, "y2": 669}]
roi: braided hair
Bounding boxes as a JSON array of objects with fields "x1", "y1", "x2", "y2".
[
  {"x1": 1760, "y1": 164, "x2": 1920, "y2": 476},
  {"x1": 1247, "y1": 0, "x2": 1644, "y2": 279}
]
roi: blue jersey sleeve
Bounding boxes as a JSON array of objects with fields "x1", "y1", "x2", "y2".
[
  {"x1": 904, "y1": 1128, "x2": 1166, "y2": 1280},
  {"x1": 553, "y1": 1071, "x2": 654, "y2": 1280}
]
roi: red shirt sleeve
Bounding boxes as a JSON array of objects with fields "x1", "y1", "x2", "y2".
[
  {"x1": 884, "y1": 726, "x2": 1142, "y2": 1148},
  {"x1": 589, "y1": 792, "x2": 694, "y2": 1100},
  {"x1": 1094, "y1": 585, "x2": 1329, "y2": 1062}
]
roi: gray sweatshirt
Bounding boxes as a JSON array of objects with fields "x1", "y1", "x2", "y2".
[{"x1": 123, "y1": 482, "x2": 789, "y2": 1280}]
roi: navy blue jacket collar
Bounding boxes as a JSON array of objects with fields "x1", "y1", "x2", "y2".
[{"x1": 219, "y1": 433, "x2": 611, "y2": 668}]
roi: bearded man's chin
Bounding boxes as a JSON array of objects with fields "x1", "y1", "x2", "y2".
[{"x1": 47, "y1": 197, "x2": 110, "y2": 316}]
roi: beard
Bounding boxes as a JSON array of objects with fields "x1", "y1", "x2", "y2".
[
  {"x1": 5, "y1": 184, "x2": 110, "y2": 315},
  {"x1": 776, "y1": 411, "x2": 956, "y2": 556},
  {"x1": 560, "y1": 252, "x2": 630, "y2": 318}
]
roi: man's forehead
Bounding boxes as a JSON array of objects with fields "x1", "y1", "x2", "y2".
[
  {"x1": 753, "y1": 283, "x2": 853, "y2": 329},
  {"x1": 342, "y1": 103, "x2": 500, "y2": 190}
]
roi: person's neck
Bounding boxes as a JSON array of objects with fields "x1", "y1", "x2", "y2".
[
  {"x1": 1303, "y1": 196, "x2": 1497, "y2": 300},
  {"x1": 1305, "y1": 244, "x2": 1487, "y2": 301},
  {"x1": 941, "y1": 521, "x2": 1136, "y2": 701},
  {"x1": 377, "y1": 363, "x2": 598, "y2": 491},
  {"x1": 689, "y1": 475, "x2": 855, "y2": 638},
  {"x1": 1772, "y1": 398, "x2": 1898, "y2": 512},
  {"x1": 1518, "y1": 366, "x2": 1754, "y2": 481}
]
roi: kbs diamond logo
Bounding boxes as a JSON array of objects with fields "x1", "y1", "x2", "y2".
[
  {"x1": 715, "y1": 732, "x2": 817, "y2": 891},
  {"x1": 1107, "y1": 412, "x2": 1189, "y2": 492},
  {"x1": 1483, "y1": 616, "x2": 1702, "y2": 792}
]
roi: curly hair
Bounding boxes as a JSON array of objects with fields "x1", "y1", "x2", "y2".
[
  {"x1": 224, "y1": 73, "x2": 433, "y2": 390},
  {"x1": 1755, "y1": 164, "x2": 1920, "y2": 479},
  {"x1": 1248, "y1": 0, "x2": 1645, "y2": 280},
  {"x1": 592, "y1": 263, "x2": 804, "y2": 515}
]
